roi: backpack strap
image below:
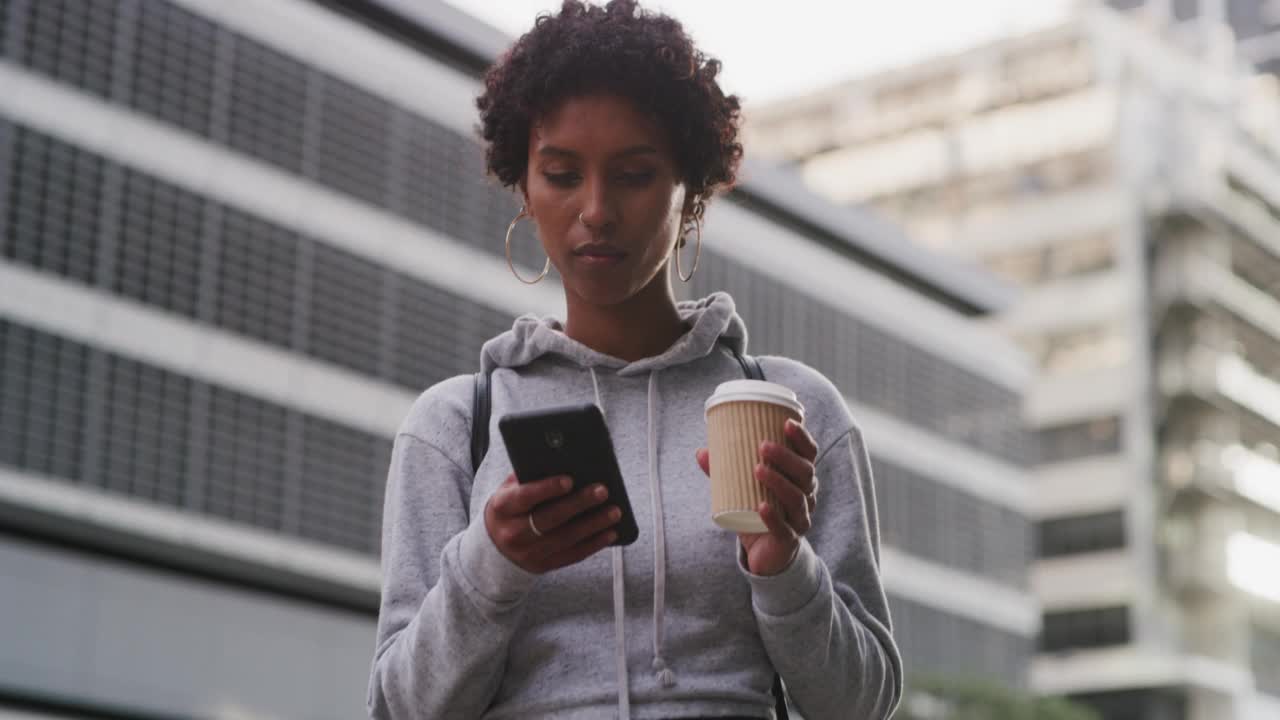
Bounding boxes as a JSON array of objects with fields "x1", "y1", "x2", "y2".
[
  {"x1": 739, "y1": 353, "x2": 765, "y2": 381},
  {"x1": 470, "y1": 369, "x2": 491, "y2": 473},
  {"x1": 721, "y1": 345, "x2": 786, "y2": 719},
  {"x1": 723, "y1": 340, "x2": 766, "y2": 382}
]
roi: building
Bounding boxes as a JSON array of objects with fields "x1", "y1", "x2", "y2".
[
  {"x1": 745, "y1": 4, "x2": 1280, "y2": 720},
  {"x1": 1107, "y1": 0, "x2": 1280, "y2": 76},
  {"x1": 0, "y1": 0, "x2": 1035, "y2": 716}
]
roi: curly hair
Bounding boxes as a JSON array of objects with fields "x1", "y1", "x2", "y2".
[{"x1": 475, "y1": 0, "x2": 743, "y2": 223}]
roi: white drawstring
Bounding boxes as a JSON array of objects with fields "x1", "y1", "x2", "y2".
[
  {"x1": 590, "y1": 367, "x2": 676, "y2": 719},
  {"x1": 648, "y1": 371, "x2": 676, "y2": 688},
  {"x1": 591, "y1": 368, "x2": 631, "y2": 720}
]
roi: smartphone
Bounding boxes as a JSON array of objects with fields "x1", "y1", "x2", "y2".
[{"x1": 498, "y1": 403, "x2": 639, "y2": 546}]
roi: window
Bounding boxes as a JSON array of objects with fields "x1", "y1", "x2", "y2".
[
  {"x1": 1254, "y1": 623, "x2": 1280, "y2": 698},
  {"x1": 984, "y1": 232, "x2": 1115, "y2": 288},
  {"x1": 1033, "y1": 324, "x2": 1130, "y2": 374},
  {"x1": 1039, "y1": 416, "x2": 1123, "y2": 464},
  {"x1": 986, "y1": 246, "x2": 1049, "y2": 287},
  {"x1": 1049, "y1": 232, "x2": 1115, "y2": 277},
  {"x1": 890, "y1": 594, "x2": 1032, "y2": 685},
  {"x1": 1038, "y1": 510, "x2": 1126, "y2": 558},
  {"x1": 0, "y1": 318, "x2": 391, "y2": 557},
  {"x1": 2, "y1": 122, "x2": 516, "y2": 393},
  {"x1": 1040, "y1": 606, "x2": 1131, "y2": 652},
  {"x1": 876, "y1": 460, "x2": 1031, "y2": 587},
  {"x1": 1068, "y1": 688, "x2": 1187, "y2": 720}
]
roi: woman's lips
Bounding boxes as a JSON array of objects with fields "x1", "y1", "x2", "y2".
[
  {"x1": 575, "y1": 252, "x2": 627, "y2": 266},
  {"x1": 573, "y1": 243, "x2": 628, "y2": 266}
]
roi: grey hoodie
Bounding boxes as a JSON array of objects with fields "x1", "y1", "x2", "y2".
[{"x1": 367, "y1": 292, "x2": 902, "y2": 719}]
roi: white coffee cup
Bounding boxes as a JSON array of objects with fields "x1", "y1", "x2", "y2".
[{"x1": 704, "y1": 380, "x2": 805, "y2": 533}]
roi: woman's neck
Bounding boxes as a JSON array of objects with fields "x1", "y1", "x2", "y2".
[{"x1": 562, "y1": 276, "x2": 688, "y2": 363}]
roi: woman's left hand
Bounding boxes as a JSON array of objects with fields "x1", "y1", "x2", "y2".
[{"x1": 696, "y1": 418, "x2": 820, "y2": 576}]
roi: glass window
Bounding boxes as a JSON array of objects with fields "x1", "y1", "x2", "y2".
[
  {"x1": 1038, "y1": 510, "x2": 1126, "y2": 558},
  {"x1": 1040, "y1": 606, "x2": 1131, "y2": 652},
  {"x1": 1039, "y1": 324, "x2": 1130, "y2": 374},
  {"x1": 1039, "y1": 416, "x2": 1124, "y2": 464},
  {"x1": 1050, "y1": 232, "x2": 1115, "y2": 277}
]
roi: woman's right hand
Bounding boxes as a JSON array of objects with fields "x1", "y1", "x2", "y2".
[{"x1": 484, "y1": 473, "x2": 621, "y2": 574}]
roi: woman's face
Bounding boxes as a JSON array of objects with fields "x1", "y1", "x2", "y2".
[{"x1": 522, "y1": 94, "x2": 687, "y2": 307}]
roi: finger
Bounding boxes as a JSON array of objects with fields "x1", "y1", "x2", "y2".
[
  {"x1": 532, "y1": 483, "x2": 610, "y2": 535},
  {"x1": 784, "y1": 419, "x2": 819, "y2": 461},
  {"x1": 544, "y1": 504, "x2": 622, "y2": 552},
  {"x1": 695, "y1": 448, "x2": 710, "y2": 477},
  {"x1": 758, "y1": 500, "x2": 799, "y2": 544},
  {"x1": 756, "y1": 464, "x2": 811, "y2": 534},
  {"x1": 491, "y1": 474, "x2": 574, "y2": 516},
  {"x1": 539, "y1": 527, "x2": 619, "y2": 571},
  {"x1": 758, "y1": 441, "x2": 816, "y2": 495}
]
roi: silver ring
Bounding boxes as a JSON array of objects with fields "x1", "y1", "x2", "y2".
[
  {"x1": 578, "y1": 212, "x2": 587, "y2": 227},
  {"x1": 528, "y1": 513, "x2": 544, "y2": 538}
]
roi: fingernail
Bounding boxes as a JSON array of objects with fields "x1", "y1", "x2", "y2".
[
  {"x1": 609, "y1": 507, "x2": 622, "y2": 521},
  {"x1": 594, "y1": 485, "x2": 608, "y2": 501},
  {"x1": 560, "y1": 477, "x2": 573, "y2": 491}
]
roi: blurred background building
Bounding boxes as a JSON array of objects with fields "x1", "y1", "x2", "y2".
[
  {"x1": 0, "y1": 0, "x2": 1037, "y2": 717},
  {"x1": 746, "y1": 2, "x2": 1280, "y2": 720},
  {"x1": 1107, "y1": 0, "x2": 1280, "y2": 76}
]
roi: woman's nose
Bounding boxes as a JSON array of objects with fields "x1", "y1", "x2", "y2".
[{"x1": 578, "y1": 176, "x2": 617, "y2": 230}]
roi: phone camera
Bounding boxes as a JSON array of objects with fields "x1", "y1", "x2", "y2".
[{"x1": 544, "y1": 430, "x2": 565, "y2": 449}]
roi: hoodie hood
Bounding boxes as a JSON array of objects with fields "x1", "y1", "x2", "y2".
[{"x1": 479, "y1": 291, "x2": 748, "y2": 376}]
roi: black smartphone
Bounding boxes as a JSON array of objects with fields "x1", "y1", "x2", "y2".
[{"x1": 498, "y1": 403, "x2": 639, "y2": 546}]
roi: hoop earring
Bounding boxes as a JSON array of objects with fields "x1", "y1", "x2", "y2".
[
  {"x1": 676, "y1": 220, "x2": 701, "y2": 283},
  {"x1": 506, "y1": 207, "x2": 550, "y2": 285}
]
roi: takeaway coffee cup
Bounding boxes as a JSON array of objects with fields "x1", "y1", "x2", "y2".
[{"x1": 704, "y1": 380, "x2": 805, "y2": 533}]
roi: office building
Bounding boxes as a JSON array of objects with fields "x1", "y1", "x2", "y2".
[{"x1": 746, "y1": 4, "x2": 1280, "y2": 719}]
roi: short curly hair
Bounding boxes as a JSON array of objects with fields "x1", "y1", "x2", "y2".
[{"x1": 476, "y1": 0, "x2": 743, "y2": 223}]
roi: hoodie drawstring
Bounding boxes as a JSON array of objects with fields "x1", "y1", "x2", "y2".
[
  {"x1": 591, "y1": 368, "x2": 631, "y2": 720},
  {"x1": 647, "y1": 370, "x2": 676, "y2": 689},
  {"x1": 590, "y1": 367, "x2": 675, "y2": 720}
]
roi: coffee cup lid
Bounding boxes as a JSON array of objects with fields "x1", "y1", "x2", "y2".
[{"x1": 704, "y1": 379, "x2": 804, "y2": 417}]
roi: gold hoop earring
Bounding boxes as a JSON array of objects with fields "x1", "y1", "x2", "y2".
[
  {"x1": 506, "y1": 207, "x2": 550, "y2": 285},
  {"x1": 676, "y1": 220, "x2": 701, "y2": 283}
]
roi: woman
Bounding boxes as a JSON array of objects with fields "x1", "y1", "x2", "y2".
[{"x1": 367, "y1": 2, "x2": 901, "y2": 718}]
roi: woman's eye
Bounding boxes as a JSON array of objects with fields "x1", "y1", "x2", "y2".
[{"x1": 543, "y1": 171, "x2": 580, "y2": 187}]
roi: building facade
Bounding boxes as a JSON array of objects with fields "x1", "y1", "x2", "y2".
[
  {"x1": 0, "y1": 0, "x2": 1035, "y2": 716},
  {"x1": 746, "y1": 4, "x2": 1280, "y2": 720},
  {"x1": 1107, "y1": 0, "x2": 1280, "y2": 76}
]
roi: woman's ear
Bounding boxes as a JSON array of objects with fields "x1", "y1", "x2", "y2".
[
  {"x1": 681, "y1": 193, "x2": 700, "y2": 226},
  {"x1": 674, "y1": 198, "x2": 692, "y2": 250},
  {"x1": 518, "y1": 177, "x2": 533, "y2": 217}
]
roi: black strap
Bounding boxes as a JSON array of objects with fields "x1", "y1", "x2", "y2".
[
  {"x1": 738, "y1": 353, "x2": 765, "y2": 382},
  {"x1": 468, "y1": 348, "x2": 785, "y2": 719},
  {"x1": 772, "y1": 673, "x2": 788, "y2": 720},
  {"x1": 470, "y1": 368, "x2": 490, "y2": 473}
]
